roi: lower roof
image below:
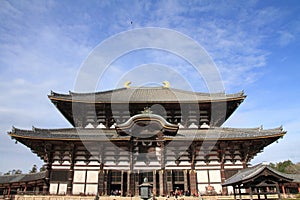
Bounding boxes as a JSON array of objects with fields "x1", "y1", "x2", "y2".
[{"x1": 9, "y1": 126, "x2": 285, "y2": 141}]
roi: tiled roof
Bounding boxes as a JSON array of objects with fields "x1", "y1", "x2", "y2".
[
  {"x1": 49, "y1": 87, "x2": 246, "y2": 103},
  {"x1": 284, "y1": 173, "x2": 300, "y2": 183},
  {"x1": 9, "y1": 126, "x2": 285, "y2": 141},
  {"x1": 222, "y1": 163, "x2": 293, "y2": 186},
  {"x1": 0, "y1": 172, "x2": 46, "y2": 184},
  {"x1": 176, "y1": 126, "x2": 285, "y2": 140}
]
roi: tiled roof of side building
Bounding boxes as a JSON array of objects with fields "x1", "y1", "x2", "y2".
[
  {"x1": 0, "y1": 172, "x2": 46, "y2": 184},
  {"x1": 222, "y1": 163, "x2": 293, "y2": 186},
  {"x1": 49, "y1": 87, "x2": 246, "y2": 103},
  {"x1": 284, "y1": 173, "x2": 300, "y2": 183},
  {"x1": 9, "y1": 126, "x2": 285, "y2": 141}
]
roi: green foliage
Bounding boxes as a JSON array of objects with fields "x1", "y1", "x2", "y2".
[
  {"x1": 39, "y1": 165, "x2": 46, "y2": 172},
  {"x1": 269, "y1": 160, "x2": 300, "y2": 174},
  {"x1": 3, "y1": 169, "x2": 22, "y2": 175},
  {"x1": 2, "y1": 164, "x2": 45, "y2": 175},
  {"x1": 29, "y1": 164, "x2": 38, "y2": 173}
]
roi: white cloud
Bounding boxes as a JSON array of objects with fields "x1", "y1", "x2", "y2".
[{"x1": 277, "y1": 31, "x2": 295, "y2": 46}]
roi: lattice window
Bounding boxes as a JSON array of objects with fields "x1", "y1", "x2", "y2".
[
  {"x1": 111, "y1": 171, "x2": 122, "y2": 183},
  {"x1": 50, "y1": 170, "x2": 69, "y2": 182},
  {"x1": 139, "y1": 172, "x2": 153, "y2": 183},
  {"x1": 173, "y1": 170, "x2": 184, "y2": 182}
]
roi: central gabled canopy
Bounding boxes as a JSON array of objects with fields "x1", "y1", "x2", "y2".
[{"x1": 115, "y1": 113, "x2": 179, "y2": 138}]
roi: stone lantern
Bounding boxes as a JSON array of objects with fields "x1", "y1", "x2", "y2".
[{"x1": 140, "y1": 177, "x2": 153, "y2": 200}]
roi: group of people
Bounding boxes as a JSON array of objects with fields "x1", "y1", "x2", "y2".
[
  {"x1": 169, "y1": 189, "x2": 190, "y2": 198},
  {"x1": 110, "y1": 189, "x2": 121, "y2": 196}
]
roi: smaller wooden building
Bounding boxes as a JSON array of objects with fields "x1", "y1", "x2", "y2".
[
  {"x1": 222, "y1": 164, "x2": 293, "y2": 200},
  {"x1": 0, "y1": 172, "x2": 46, "y2": 199}
]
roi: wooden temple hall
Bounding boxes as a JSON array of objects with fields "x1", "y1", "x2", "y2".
[{"x1": 6, "y1": 83, "x2": 287, "y2": 197}]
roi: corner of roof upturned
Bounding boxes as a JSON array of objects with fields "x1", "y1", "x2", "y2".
[{"x1": 11, "y1": 126, "x2": 16, "y2": 133}]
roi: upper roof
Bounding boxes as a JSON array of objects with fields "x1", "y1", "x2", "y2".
[
  {"x1": 222, "y1": 163, "x2": 293, "y2": 186},
  {"x1": 49, "y1": 87, "x2": 246, "y2": 103}
]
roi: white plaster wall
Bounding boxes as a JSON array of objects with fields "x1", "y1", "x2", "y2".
[
  {"x1": 210, "y1": 183, "x2": 222, "y2": 194},
  {"x1": 224, "y1": 165, "x2": 243, "y2": 169},
  {"x1": 73, "y1": 171, "x2": 86, "y2": 182},
  {"x1": 49, "y1": 183, "x2": 58, "y2": 194},
  {"x1": 227, "y1": 186, "x2": 234, "y2": 195},
  {"x1": 52, "y1": 165, "x2": 70, "y2": 169},
  {"x1": 58, "y1": 183, "x2": 67, "y2": 195},
  {"x1": 86, "y1": 171, "x2": 98, "y2": 183},
  {"x1": 197, "y1": 170, "x2": 208, "y2": 183},
  {"x1": 195, "y1": 165, "x2": 220, "y2": 170},
  {"x1": 85, "y1": 184, "x2": 98, "y2": 195},
  {"x1": 209, "y1": 170, "x2": 221, "y2": 182},
  {"x1": 88, "y1": 161, "x2": 100, "y2": 165},
  {"x1": 197, "y1": 183, "x2": 207, "y2": 194},
  {"x1": 72, "y1": 184, "x2": 85, "y2": 195}
]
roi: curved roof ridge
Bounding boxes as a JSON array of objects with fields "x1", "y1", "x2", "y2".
[
  {"x1": 217, "y1": 127, "x2": 261, "y2": 131},
  {"x1": 213, "y1": 126, "x2": 284, "y2": 132},
  {"x1": 49, "y1": 87, "x2": 245, "y2": 97},
  {"x1": 31, "y1": 126, "x2": 77, "y2": 132},
  {"x1": 68, "y1": 87, "x2": 127, "y2": 96}
]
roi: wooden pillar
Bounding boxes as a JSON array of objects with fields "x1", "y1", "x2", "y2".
[
  {"x1": 121, "y1": 171, "x2": 124, "y2": 196},
  {"x1": 104, "y1": 170, "x2": 109, "y2": 195},
  {"x1": 153, "y1": 170, "x2": 157, "y2": 196},
  {"x1": 126, "y1": 171, "x2": 131, "y2": 196},
  {"x1": 238, "y1": 185, "x2": 242, "y2": 200},
  {"x1": 67, "y1": 148, "x2": 75, "y2": 195},
  {"x1": 264, "y1": 187, "x2": 268, "y2": 200},
  {"x1": 298, "y1": 183, "x2": 300, "y2": 193},
  {"x1": 159, "y1": 141, "x2": 166, "y2": 196},
  {"x1": 276, "y1": 183, "x2": 281, "y2": 200},
  {"x1": 98, "y1": 169, "x2": 105, "y2": 195},
  {"x1": 281, "y1": 185, "x2": 286, "y2": 199},
  {"x1": 166, "y1": 170, "x2": 173, "y2": 195},
  {"x1": 233, "y1": 186, "x2": 237, "y2": 200},
  {"x1": 189, "y1": 170, "x2": 197, "y2": 196},
  {"x1": 258, "y1": 187, "x2": 261, "y2": 200},
  {"x1": 159, "y1": 170, "x2": 166, "y2": 196},
  {"x1": 220, "y1": 162, "x2": 228, "y2": 195},
  {"x1": 135, "y1": 171, "x2": 139, "y2": 196},
  {"x1": 184, "y1": 170, "x2": 188, "y2": 193},
  {"x1": 249, "y1": 187, "x2": 253, "y2": 200},
  {"x1": 242, "y1": 161, "x2": 247, "y2": 169},
  {"x1": 43, "y1": 161, "x2": 52, "y2": 194},
  {"x1": 7, "y1": 185, "x2": 11, "y2": 198}
]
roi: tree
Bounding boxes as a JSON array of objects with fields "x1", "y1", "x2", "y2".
[
  {"x1": 39, "y1": 165, "x2": 46, "y2": 172},
  {"x1": 269, "y1": 160, "x2": 299, "y2": 174},
  {"x1": 14, "y1": 169, "x2": 22, "y2": 174},
  {"x1": 3, "y1": 169, "x2": 22, "y2": 175},
  {"x1": 285, "y1": 162, "x2": 300, "y2": 174},
  {"x1": 29, "y1": 164, "x2": 38, "y2": 173},
  {"x1": 4, "y1": 171, "x2": 11, "y2": 175}
]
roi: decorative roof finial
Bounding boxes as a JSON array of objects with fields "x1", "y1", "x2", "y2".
[
  {"x1": 162, "y1": 81, "x2": 170, "y2": 88},
  {"x1": 141, "y1": 107, "x2": 153, "y2": 114},
  {"x1": 124, "y1": 81, "x2": 131, "y2": 88}
]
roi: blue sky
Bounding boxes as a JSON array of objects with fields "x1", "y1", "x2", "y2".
[{"x1": 0, "y1": 0, "x2": 300, "y2": 173}]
